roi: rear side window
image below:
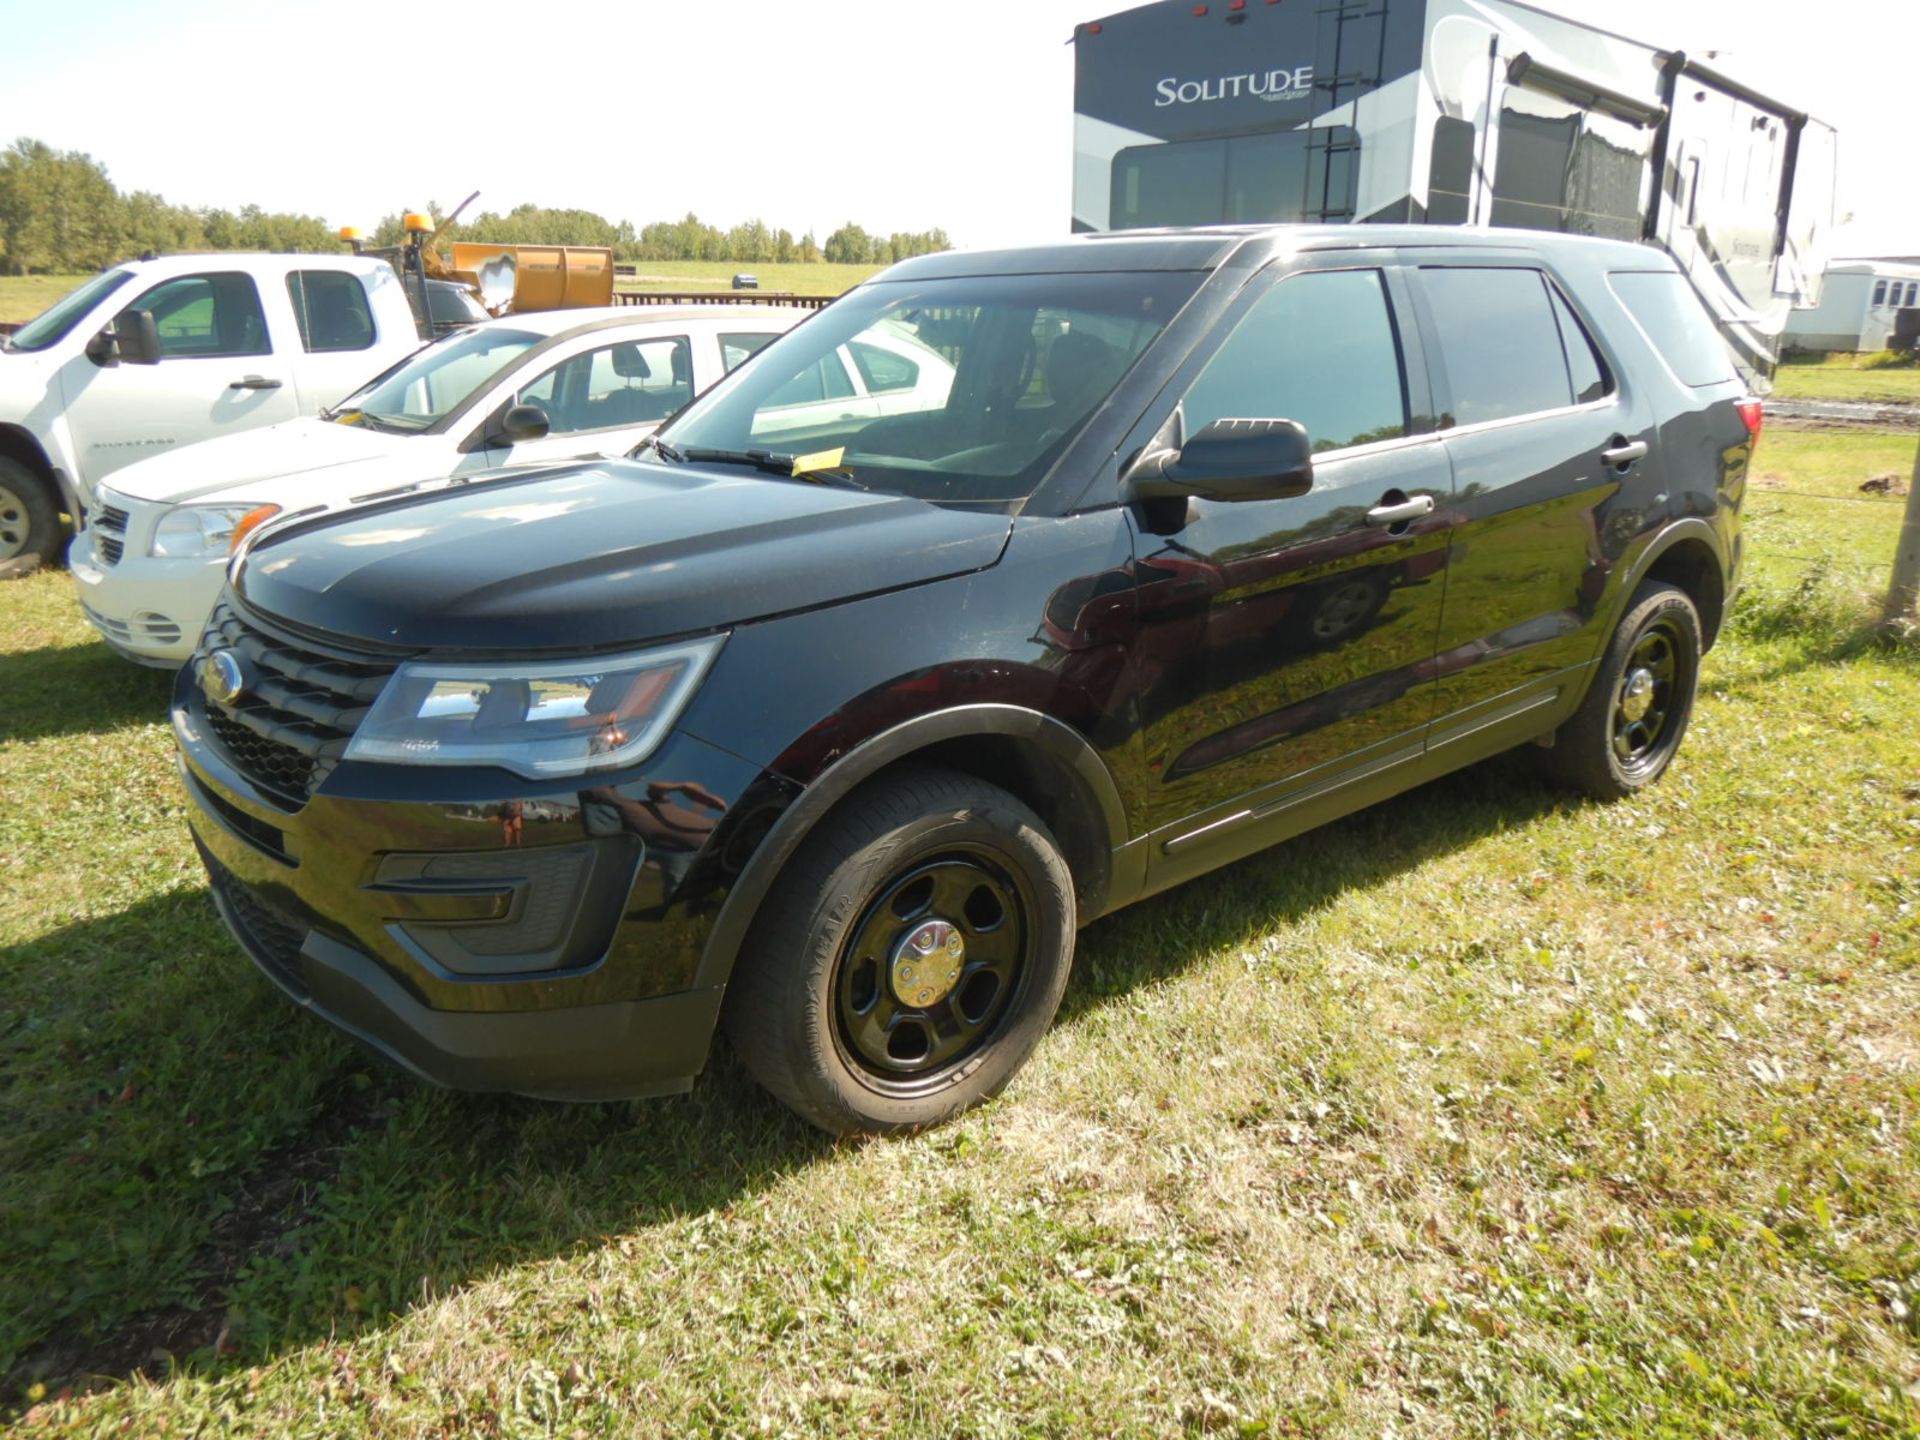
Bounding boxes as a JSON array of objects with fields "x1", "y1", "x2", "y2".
[
  {"x1": 849, "y1": 340, "x2": 919, "y2": 395},
  {"x1": 286, "y1": 271, "x2": 376, "y2": 353},
  {"x1": 1420, "y1": 267, "x2": 1573, "y2": 425},
  {"x1": 1548, "y1": 285, "x2": 1610, "y2": 403},
  {"x1": 1179, "y1": 269, "x2": 1408, "y2": 453},
  {"x1": 123, "y1": 273, "x2": 270, "y2": 359},
  {"x1": 1608, "y1": 271, "x2": 1735, "y2": 386}
]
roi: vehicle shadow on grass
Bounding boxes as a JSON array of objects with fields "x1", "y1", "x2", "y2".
[
  {"x1": 0, "y1": 638, "x2": 175, "y2": 744},
  {"x1": 2, "y1": 756, "x2": 1576, "y2": 1409}
]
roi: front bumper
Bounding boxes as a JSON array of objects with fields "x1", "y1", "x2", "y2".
[
  {"x1": 68, "y1": 530, "x2": 217, "y2": 665},
  {"x1": 174, "y1": 668, "x2": 779, "y2": 1100}
]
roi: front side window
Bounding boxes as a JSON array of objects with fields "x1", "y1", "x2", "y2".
[
  {"x1": 1179, "y1": 269, "x2": 1408, "y2": 453},
  {"x1": 334, "y1": 324, "x2": 543, "y2": 432},
  {"x1": 1421, "y1": 267, "x2": 1577, "y2": 425},
  {"x1": 519, "y1": 336, "x2": 692, "y2": 433},
  {"x1": 657, "y1": 270, "x2": 1200, "y2": 505},
  {"x1": 287, "y1": 270, "x2": 376, "y2": 353},
  {"x1": 5, "y1": 269, "x2": 133, "y2": 352},
  {"x1": 125, "y1": 274, "x2": 270, "y2": 359}
]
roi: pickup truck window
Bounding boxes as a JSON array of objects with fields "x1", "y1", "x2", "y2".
[
  {"x1": 125, "y1": 274, "x2": 271, "y2": 359},
  {"x1": 334, "y1": 325, "x2": 542, "y2": 431},
  {"x1": 5, "y1": 268, "x2": 133, "y2": 352},
  {"x1": 287, "y1": 271, "x2": 376, "y2": 353}
]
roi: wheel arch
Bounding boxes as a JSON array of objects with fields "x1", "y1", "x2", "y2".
[
  {"x1": 693, "y1": 705, "x2": 1128, "y2": 992},
  {"x1": 1619, "y1": 520, "x2": 1729, "y2": 649}
]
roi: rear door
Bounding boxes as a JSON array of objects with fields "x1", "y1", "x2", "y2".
[
  {"x1": 58, "y1": 270, "x2": 299, "y2": 483},
  {"x1": 1407, "y1": 259, "x2": 1645, "y2": 740},
  {"x1": 1127, "y1": 260, "x2": 1454, "y2": 875}
]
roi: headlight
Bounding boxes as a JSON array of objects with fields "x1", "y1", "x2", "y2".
[
  {"x1": 343, "y1": 635, "x2": 725, "y2": 779},
  {"x1": 150, "y1": 503, "x2": 282, "y2": 557}
]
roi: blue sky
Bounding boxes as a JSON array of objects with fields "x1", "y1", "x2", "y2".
[{"x1": 0, "y1": 0, "x2": 1913, "y2": 254}]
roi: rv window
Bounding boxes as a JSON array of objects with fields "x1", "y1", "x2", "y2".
[
  {"x1": 1110, "y1": 127, "x2": 1361, "y2": 229},
  {"x1": 1609, "y1": 271, "x2": 1736, "y2": 387},
  {"x1": 1420, "y1": 268, "x2": 1573, "y2": 425},
  {"x1": 1874, "y1": 281, "x2": 1889, "y2": 305},
  {"x1": 1428, "y1": 117, "x2": 1477, "y2": 225},
  {"x1": 1907, "y1": 283, "x2": 1919, "y2": 307},
  {"x1": 1491, "y1": 87, "x2": 1651, "y2": 242},
  {"x1": 1179, "y1": 269, "x2": 1408, "y2": 454}
]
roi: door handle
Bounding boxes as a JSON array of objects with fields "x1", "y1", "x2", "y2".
[
  {"x1": 1601, "y1": 438, "x2": 1648, "y2": 467},
  {"x1": 1364, "y1": 494, "x2": 1435, "y2": 527},
  {"x1": 229, "y1": 375, "x2": 283, "y2": 391}
]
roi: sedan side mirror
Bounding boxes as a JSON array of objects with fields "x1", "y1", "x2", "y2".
[
  {"x1": 89, "y1": 309, "x2": 162, "y2": 367},
  {"x1": 494, "y1": 403, "x2": 551, "y2": 444},
  {"x1": 1125, "y1": 417, "x2": 1314, "y2": 503}
]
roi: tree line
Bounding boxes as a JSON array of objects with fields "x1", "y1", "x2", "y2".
[{"x1": 0, "y1": 138, "x2": 953, "y2": 275}]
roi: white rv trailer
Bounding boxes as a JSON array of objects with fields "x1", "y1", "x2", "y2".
[
  {"x1": 1783, "y1": 262, "x2": 1920, "y2": 353},
  {"x1": 1072, "y1": 0, "x2": 1838, "y2": 372}
]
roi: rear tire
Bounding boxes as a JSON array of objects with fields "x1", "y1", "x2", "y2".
[
  {"x1": 0, "y1": 456, "x2": 65, "y2": 566},
  {"x1": 723, "y1": 767, "x2": 1076, "y2": 1136},
  {"x1": 1540, "y1": 581, "x2": 1701, "y2": 801}
]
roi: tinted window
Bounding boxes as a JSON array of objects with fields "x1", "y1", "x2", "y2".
[
  {"x1": 286, "y1": 270, "x2": 375, "y2": 352},
  {"x1": 1908, "y1": 283, "x2": 1919, "y2": 307},
  {"x1": 520, "y1": 337, "x2": 692, "y2": 433},
  {"x1": 1181, "y1": 269, "x2": 1408, "y2": 453},
  {"x1": 849, "y1": 339, "x2": 919, "y2": 394},
  {"x1": 1548, "y1": 285, "x2": 1610, "y2": 403},
  {"x1": 1421, "y1": 267, "x2": 1572, "y2": 425},
  {"x1": 1428, "y1": 116, "x2": 1476, "y2": 226},
  {"x1": 1110, "y1": 127, "x2": 1362, "y2": 228},
  {"x1": 1608, "y1": 271, "x2": 1735, "y2": 386},
  {"x1": 1873, "y1": 280, "x2": 1889, "y2": 305},
  {"x1": 125, "y1": 274, "x2": 269, "y2": 358},
  {"x1": 721, "y1": 332, "x2": 779, "y2": 372}
]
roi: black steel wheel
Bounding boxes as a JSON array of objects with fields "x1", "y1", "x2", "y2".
[
  {"x1": 724, "y1": 767, "x2": 1076, "y2": 1136},
  {"x1": 1540, "y1": 580, "x2": 1702, "y2": 801}
]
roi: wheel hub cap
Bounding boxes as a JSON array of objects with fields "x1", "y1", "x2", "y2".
[
  {"x1": 891, "y1": 919, "x2": 966, "y2": 1008},
  {"x1": 1620, "y1": 667, "x2": 1656, "y2": 722}
]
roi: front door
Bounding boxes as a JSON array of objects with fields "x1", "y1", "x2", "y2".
[
  {"x1": 59, "y1": 271, "x2": 298, "y2": 485},
  {"x1": 1127, "y1": 263, "x2": 1454, "y2": 878},
  {"x1": 494, "y1": 333, "x2": 699, "y2": 467}
]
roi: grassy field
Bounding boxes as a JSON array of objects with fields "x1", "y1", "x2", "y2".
[
  {"x1": 0, "y1": 274, "x2": 92, "y2": 327},
  {"x1": 615, "y1": 260, "x2": 885, "y2": 296},
  {"x1": 3, "y1": 431, "x2": 1919, "y2": 1436},
  {"x1": 1774, "y1": 354, "x2": 1920, "y2": 405}
]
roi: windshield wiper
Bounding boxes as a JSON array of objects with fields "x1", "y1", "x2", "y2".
[{"x1": 636, "y1": 434, "x2": 685, "y2": 463}]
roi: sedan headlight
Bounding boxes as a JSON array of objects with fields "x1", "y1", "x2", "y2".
[
  {"x1": 343, "y1": 636, "x2": 725, "y2": 779},
  {"x1": 150, "y1": 503, "x2": 282, "y2": 558}
]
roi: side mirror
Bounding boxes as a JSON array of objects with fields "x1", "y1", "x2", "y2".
[
  {"x1": 495, "y1": 403, "x2": 550, "y2": 444},
  {"x1": 113, "y1": 310, "x2": 163, "y2": 366},
  {"x1": 1126, "y1": 418, "x2": 1314, "y2": 503}
]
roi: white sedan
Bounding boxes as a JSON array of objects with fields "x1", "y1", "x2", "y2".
[{"x1": 68, "y1": 304, "x2": 816, "y2": 665}]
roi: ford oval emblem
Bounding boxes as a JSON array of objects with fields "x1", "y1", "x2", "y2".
[{"x1": 199, "y1": 649, "x2": 247, "y2": 706}]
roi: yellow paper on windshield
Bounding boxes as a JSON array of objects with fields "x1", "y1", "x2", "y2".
[{"x1": 791, "y1": 447, "x2": 845, "y2": 477}]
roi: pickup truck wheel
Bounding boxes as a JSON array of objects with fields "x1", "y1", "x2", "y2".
[
  {"x1": 724, "y1": 767, "x2": 1076, "y2": 1136},
  {"x1": 0, "y1": 457, "x2": 62, "y2": 565},
  {"x1": 1540, "y1": 581, "x2": 1701, "y2": 801}
]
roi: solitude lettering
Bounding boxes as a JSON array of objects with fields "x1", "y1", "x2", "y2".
[{"x1": 1154, "y1": 66, "x2": 1314, "y2": 106}]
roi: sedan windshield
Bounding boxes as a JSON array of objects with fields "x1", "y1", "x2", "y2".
[
  {"x1": 654, "y1": 270, "x2": 1200, "y2": 505},
  {"x1": 332, "y1": 324, "x2": 543, "y2": 432},
  {"x1": 5, "y1": 269, "x2": 135, "y2": 353}
]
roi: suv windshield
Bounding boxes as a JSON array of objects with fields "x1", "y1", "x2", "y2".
[
  {"x1": 333, "y1": 324, "x2": 543, "y2": 432},
  {"x1": 5, "y1": 269, "x2": 135, "y2": 353},
  {"x1": 655, "y1": 270, "x2": 1200, "y2": 505}
]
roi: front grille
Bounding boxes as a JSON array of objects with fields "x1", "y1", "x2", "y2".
[
  {"x1": 197, "y1": 837, "x2": 310, "y2": 999},
  {"x1": 194, "y1": 601, "x2": 400, "y2": 807},
  {"x1": 93, "y1": 503, "x2": 129, "y2": 567}
]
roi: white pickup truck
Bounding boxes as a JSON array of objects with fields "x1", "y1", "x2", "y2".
[{"x1": 0, "y1": 253, "x2": 438, "y2": 567}]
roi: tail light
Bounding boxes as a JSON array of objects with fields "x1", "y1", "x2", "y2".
[{"x1": 1737, "y1": 398, "x2": 1764, "y2": 440}]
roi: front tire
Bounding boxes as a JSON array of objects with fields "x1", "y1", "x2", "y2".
[
  {"x1": 1541, "y1": 580, "x2": 1702, "y2": 801},
  {"x1": 0, "y1": 456, "x2": 64, "y2": 566},
  {"x1": 723, "y1": 767, "x2": 1076, "y2": 1136}
]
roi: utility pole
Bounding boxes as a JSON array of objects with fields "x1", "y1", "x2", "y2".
[{"x1": 1884, "y1": 433, "x2": 1920, "y2": 625}]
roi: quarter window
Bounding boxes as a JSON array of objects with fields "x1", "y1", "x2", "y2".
[
  {"x1": 1421, "y1": 267, "x2": 1577, "y2": 425},
  {"x1": 286, "y1": 271, "x2": 376, "y2": 352},
  {"x1": 1609, "y1": 271, "x2": 1735, "y2": 387},
  {"x1": 123, "y1": 274, "x2": 270, "y2": 359},
  {"x1": 1180, "y1": 269, "x2": 1408, "y2": 453}
]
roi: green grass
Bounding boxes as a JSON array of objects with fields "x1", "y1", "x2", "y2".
[
  {"x1": 1773, "y1": 354, "x2": 1920, "y2": 405},
  {"x1": 0, "y1": 274, "x2": 89, "y2": 327},
  {"x1": 614, "y1": 260, "x2": 885, "y2": 297},
  {"x1": 4, "y1": 432, "x2": 1920, "y2": 1436}
]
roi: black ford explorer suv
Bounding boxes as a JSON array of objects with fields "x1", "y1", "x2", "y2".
[{"x1": 174, "y1": 227, "x2": 1757, "y2": 1135}]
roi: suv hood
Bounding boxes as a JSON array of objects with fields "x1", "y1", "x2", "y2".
[
  {"x1": 234, "y1": 460, "x2": 1013, "y2": 651},
  {"x1": 104, "y1": 417, "x2": 406, "y2": 504}
]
